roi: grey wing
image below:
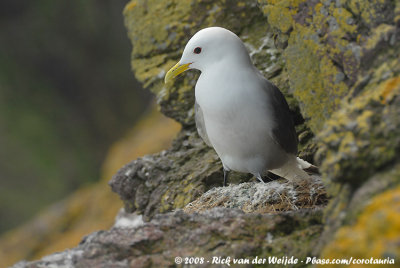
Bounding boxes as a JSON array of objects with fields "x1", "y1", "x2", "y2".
[
  {"x1": 265, "y1": 80, "x2": 298, "y2": 155},
  {"x1": 195, "y1": 101, "x2": 212, "y2": 147}
]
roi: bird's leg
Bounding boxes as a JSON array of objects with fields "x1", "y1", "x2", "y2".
[
  {"x1": 256, "y1": 173, "x2": 265, "y2": 183},
  {"x1": 223, "y1": 167, "x2": 230, "y2": 187}
]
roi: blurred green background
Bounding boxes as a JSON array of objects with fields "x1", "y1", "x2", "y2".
[{"x1": 0, "y1": 0, "x2": 151, "y2": 234}]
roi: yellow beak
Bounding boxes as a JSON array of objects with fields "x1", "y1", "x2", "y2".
[{"x1": 164, "y1": 62, "x2": 191, "y2": 83}]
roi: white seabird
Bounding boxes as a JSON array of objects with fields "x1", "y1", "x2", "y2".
[{"x1": 165, "y1": 27, "x2": 315, "y2": 186}]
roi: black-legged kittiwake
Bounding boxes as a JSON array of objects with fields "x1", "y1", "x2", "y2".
[{"x1": 165, "y1": 27, "x2": 316, "y2": 186}]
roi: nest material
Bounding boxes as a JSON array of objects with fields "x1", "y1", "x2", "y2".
[{"x1": 184, "y1": 176, "x2": 328, "y2": 214}]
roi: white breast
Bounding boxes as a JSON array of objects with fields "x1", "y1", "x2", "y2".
[{"x1": 195, "y1": 66, "x2": 287, "y2": 174}]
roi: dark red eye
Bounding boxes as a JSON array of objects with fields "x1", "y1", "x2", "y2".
[{"x1": 193, "y1": 47, "x2": 202, "y2": 54}]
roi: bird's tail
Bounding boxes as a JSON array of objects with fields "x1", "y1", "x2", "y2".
[{"x1": 269, "y1": 156, "x2": 319, "y2": 182}]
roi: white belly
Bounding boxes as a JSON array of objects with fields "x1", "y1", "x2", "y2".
[
  {"x1": 195, "y1": 74, "x2": 288, "y2": 174},
  {"x1": 204, "y1": 107, "x2": 287, "y2": 174}
]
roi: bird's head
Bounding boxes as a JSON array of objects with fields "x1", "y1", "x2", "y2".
[{"x1": 164, "y1": 27, "x2": 250, "y2": 83}]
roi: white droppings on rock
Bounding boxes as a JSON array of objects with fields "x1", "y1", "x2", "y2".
[
  {"x1": 247, "y1": 35, "x2": 276, "y2": 58},
  {"x1": 265, "y1": 232, "x2": 274, "y2": 244},
  {"x1": 114, "y1": 209, "x2": 144, "y2": 229},
  {"x1": 157, "y1": 69, "x2": 166, "y2": 79},
  {"x1": 140, "y1": 166, "x2": 147, "y2": 174},
  {"x1": 37, "y1": 249, "x2": 84, "y2": 268},
  {"x1": 124, "y1": 169, "x2": 133, "y2": 176}
]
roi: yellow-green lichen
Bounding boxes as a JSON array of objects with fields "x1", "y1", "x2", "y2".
[
  {"x1": 346, "y1": 0, "x2": 389, "y2": 26},
  {"x1": 159, "y1": 179, "x2": 204, "y2": 213},
  {"x1": 317, "y1": 74, "x2": 400, "y2": 186},
  {"x1": 321, "y1": 185, "x2": 400, "y2": 265},
  {"x1": 262, "y1": 4, "x2": 293, "y2": 33},
  {"x1": 259, "y1": 0, "x2": 365, "y2": 132},
  {"x1": 365, "y1": 24, "x2": 396, "y2": 50},
  {"x1": 284, "y1": 24, "x2": 349, "y2": 131},
  {"x1": 260, "y1": 0, "x2": 306, "y2": 33}
]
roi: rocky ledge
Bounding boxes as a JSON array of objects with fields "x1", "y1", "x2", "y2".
[{"x1": 13, "y1": 208, "x2": 323, "y2": 268}]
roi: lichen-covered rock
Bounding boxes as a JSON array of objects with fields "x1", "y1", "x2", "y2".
[
  {"x1": 313, "y1": 162, "x2": 400, "y2": 257},
  {"x1": 313, "y1": 1, "x2": 400, "y2": 254},
  {"x1": 317, "y1": 76, "x2": 400, "y2": 188},
  {"x1": 256, "y1": 0, "x2": 400, "y2": 258},
  {"x1": 321, "y1": 184, "x2": 400, "y2": 265},
  {"x1": 258, "y1": 0, "x2": 397, "y2": 132},
  {"x1": 12, "y1": 208, "x2": 323, "y2": 268}
]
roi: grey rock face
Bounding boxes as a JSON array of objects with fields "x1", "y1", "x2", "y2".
[{"x1": 12, "y1": 208, "x2": 323, "y2": 268}]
